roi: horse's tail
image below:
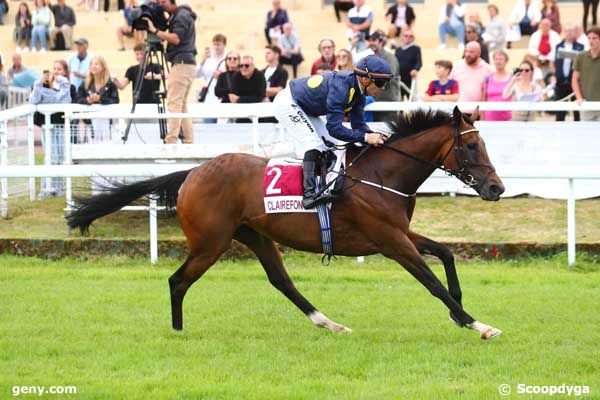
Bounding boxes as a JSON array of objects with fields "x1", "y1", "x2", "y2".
[{"x1": 66, "y1": 169, "x2": 193, "y2": 234}]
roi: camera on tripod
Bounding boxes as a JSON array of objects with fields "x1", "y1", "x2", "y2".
[{"x1": 130, "y1": 3, "x2": 168, "y2": 44}]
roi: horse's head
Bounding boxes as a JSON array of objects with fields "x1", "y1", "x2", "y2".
[{"x1": 441, "y1": 106, "x2": 505, "y2": 201}]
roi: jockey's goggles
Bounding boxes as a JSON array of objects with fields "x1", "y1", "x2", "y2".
[{"x1": 355, "y1": 60, "x2": 393, "y2": 89}]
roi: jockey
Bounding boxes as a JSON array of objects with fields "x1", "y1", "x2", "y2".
[{"x1": 273, "y1": 55, "x2": 393, "y2": 209}]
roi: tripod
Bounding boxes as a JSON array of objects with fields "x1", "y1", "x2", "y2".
[{"x1": 122, "y1": 37, "x2": 169, "y2": 144}]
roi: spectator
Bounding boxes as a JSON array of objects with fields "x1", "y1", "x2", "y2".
[
  {"x1": 311, "y1": 38, "x2": 337, "y2": 75},
  {"x1": 315, "y1": 63, "x2": 333, "y2": 74},
  {"x1": 541, "y1": 0, "x2": 561, "y2": 34},
  {"x1": 0, "y1": 0, "x2": 7, "y2": 26},
  {"x1": 103, "y1": 0, "x2": 123, "y2": 12},
  {"x1": 30, "y1": 60, "x2": 72, "y2": 197},
  {"x1": 229, "y1": 56, "x2": 266, "y2": 103},
  {"x1": 553, "y1": 24, "x2": 584, "y2": 121},
  {"x1": 112, "y1": 43, "x2": 162, "y2": 104},
  {"x1": 528, "y1": 18, "x2": 561, "y2": 62},
  {"x1": 437, "y1": 0, "x2": 466, "y2": 51},
  {"x1": 31, "y1": 0, "x2": 52, "y2": 52},
  {"x1": 503, "y1": 60, "x2": 545, "y2": 121},
  {"x1": 50, "y1": 0, "x2": 76, "y2": 50},
  {"x1": 67, "y1": 38, "x2": 92, "y2": 90},
  {"x1": 362, "y1": 31, "x2": 401, "y2": 104},
  {"x1": 572, "y1": 26, "x2": 600, "y2": 121},
  {"x1": 385, "y1": 0, "x2": 416, "y2": 47},
  {"x1": 197, "y1": 33, "x2": 227, "y2": 106},
  {"x1": 0, "y1": 61, "x2": 7, "y2": 109},
  {"x1": 77, "y1": 56, "x2": 119, "y2": 143},
  {"x1": 14, "y1": 2, "x2": 32, "y2": 52},
  {"x1": 509, "y1": 0, "x2": 541, "y2": 37},
  {"x1": 336, "y1": 49, "x2": 354, "y2": 71},
  {"x1": 483, "y1": 4, "x2": 507, "y2": 51},
  {"x1": 7, "y1": 53, "x2": 27, "y2": 82},
  {"x1": 465, "y1": 24, "x2": 489, "y2": 63},
  {"x1": 117, "y1": 0, "x2": 143, "y2": 51},
  {"x1": 346, "y1": 0, "x2": 373, "y2": 52},
  {"x1": 582, "y1": 0, "x2": 598, "y2": 31},
  {"x1": 450, "y1": 41, "x2": 491, "y2": 102},
  {"x1": 265, "y1": 0, "x2": 288, "y2": 45},
  {"x1": 395, "y1": 27, "x2": 421, "y2": 100},
  {"x1": 482, "y1": 50, "x2": 512, "y2": 121},
  {"x1": 144, "y1": 0, "x2": 198, "y2": 145},
  {"x1": 423, "y1": 60, "x2": 459, "y2": 102},
  {"x1": 523, "y1": 53, "x2": 546, "y2": 85},
  {"x1": 575, "y1": 23, "x2": 591, "y2": 49},
  {"x1": 278, "y1": 22, "x2": 303, "y2": 78},
  {"x1": 467, "y1": 12, "x2": 484, "y2": 34},
  {"x1": 214, "y1": 51, "x2": 240, "y2": 103},
  {"x1": 263, "y1": 45, "x2": 288, "y2": 102},
  {"x1": 334, "y1": 0, "x2": 353, "y2": 23}
]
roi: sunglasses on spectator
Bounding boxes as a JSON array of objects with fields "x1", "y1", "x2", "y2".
[
  {"x1": 518, "y1": 68, "x2": 531, "y2": 72},
  {"x1": 240, "y1": 64, "x2": 252, "y2": 68}
]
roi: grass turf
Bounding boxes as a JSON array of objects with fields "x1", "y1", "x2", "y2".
[{"x1": 1, "y1": 253, "x2": 599, "y2": 399}]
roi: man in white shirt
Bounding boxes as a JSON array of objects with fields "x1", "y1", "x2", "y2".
[{"x1": 528, "y1": 18, "x2": 561, "y2": 62}]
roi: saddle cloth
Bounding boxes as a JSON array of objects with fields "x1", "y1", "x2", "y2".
[{"x1": 263, "y1": 148, "x2": 346, "y2": 214}]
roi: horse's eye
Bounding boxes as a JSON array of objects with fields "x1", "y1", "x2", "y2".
[{"x1": 467, "y1": 143, "x2": 478, "y2": 151}]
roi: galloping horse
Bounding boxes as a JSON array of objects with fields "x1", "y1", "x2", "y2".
[{"x1": 67, "y1": 107, "x2": 506, "y2": 340}]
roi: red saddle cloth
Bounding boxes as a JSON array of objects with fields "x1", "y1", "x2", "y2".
[{"x1": 263, "y1": 161, "x2": 315, "y2": 213}]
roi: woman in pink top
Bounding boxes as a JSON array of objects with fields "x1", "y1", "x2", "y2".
[{"x1": 482, "y1": 50, "x2": 512, "y2": 121}]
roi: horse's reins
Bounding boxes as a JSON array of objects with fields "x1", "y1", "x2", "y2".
[{"x1": 319, "y1": 123, "x2": 496, "y2": 199}]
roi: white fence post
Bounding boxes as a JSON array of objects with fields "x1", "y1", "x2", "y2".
[
  {"x1": 64, "y1": 112, "x2": 72, "y2": 209},
  {"x1": 27, "y1": 113, "x2": 36, "y2": 201},
  {"x1": 0, "y1": 121, "x2": 8, "y2": 218},
  {"x1": 149, "y1": 198, "x2": 158, "y2": 264},
  {"x1": 42, "y1": 114, "x2": 52, "y2": 195},
  {"x1": 567, "y1": 178, "x2": 576, "y2": 266}
]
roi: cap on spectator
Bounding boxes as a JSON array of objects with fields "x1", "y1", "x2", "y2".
[
  {"x1": 367, "y1": 30, "x2": 386, "y2": 42},
  {"x1": 74, "y1": 38, "x2": 89, "y2": 46}
]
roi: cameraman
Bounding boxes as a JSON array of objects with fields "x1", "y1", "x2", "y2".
[{"x1": 144, "y1": 0, "x2": 197, "y2": 144}]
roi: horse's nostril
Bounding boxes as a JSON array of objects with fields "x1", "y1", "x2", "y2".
[{"x1": 489, "y1": 185, "x2": 501, "y2": 195}]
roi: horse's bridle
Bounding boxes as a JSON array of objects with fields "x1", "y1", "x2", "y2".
[{"x1": 377, "y1": 123, "x2": 496, "y2": 190}]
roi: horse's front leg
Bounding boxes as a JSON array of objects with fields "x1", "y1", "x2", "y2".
[
  {"x1": 408, "y1": 230, "x2": 463, "y2": 324},
  {"x1": 382, "y1": 233, "x2": 501, "y2": 340}
]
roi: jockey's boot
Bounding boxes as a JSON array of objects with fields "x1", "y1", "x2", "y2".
[{"x1": 302, "y1": 150, "x2": 320, "y2": 209}]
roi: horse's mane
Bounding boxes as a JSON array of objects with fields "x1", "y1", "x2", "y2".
[{"x1": 386, "y1": 109, "x2": 454, "y2": 143}]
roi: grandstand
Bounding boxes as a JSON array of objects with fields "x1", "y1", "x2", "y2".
[{"x1": 0, "y1": 0, "x2": 584, "y2": 103}]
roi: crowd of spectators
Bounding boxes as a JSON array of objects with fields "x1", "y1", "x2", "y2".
[{"x1": 1, "y1": 0, "x2": 599, "y2": 148}]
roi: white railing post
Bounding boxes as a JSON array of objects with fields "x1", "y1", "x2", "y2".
[
  {"x1": 27, "y1": 113, "x2": 36, "y2": 201},
  {"x1": 64, "y1": 112, "x2": 72, "y2": 209},
  {"x1": 252, "y1": 115, "x2": 260, "y2": 155},
  {"x1": 0, "y1": 120, "x2": 8, "y2": 218},
  {"x1": 42, "y1": 113, "x2": 52, "y2": 195},
  {"x1": 149, "y1": 198, "x2": 158, "y2": 264},
  {"x1": 567, "y1": 178, "x2": 576, "y2": 267}
]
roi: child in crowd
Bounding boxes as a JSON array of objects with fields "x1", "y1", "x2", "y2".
[{"x1": 423, "y1": 60, "x2": 459, "y2": 102}]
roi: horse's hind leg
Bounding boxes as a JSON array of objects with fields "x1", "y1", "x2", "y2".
[
  {"x1": 234, "y1": 225, "x2": 351, "y2": 333},
  {"x1": 408, "y1": 230, "x2": 463, "y2": 324},
  {"x1": 169, "y1": 243, "x2": 230, "y2": 331}
]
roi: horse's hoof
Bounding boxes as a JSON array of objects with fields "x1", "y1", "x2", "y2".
[
  {"x1": 333, "y1": 325, "x2": 353, "y2": 334},
  {"x1": 480, "y1": 327, "x2": 502, "y2": 340}
]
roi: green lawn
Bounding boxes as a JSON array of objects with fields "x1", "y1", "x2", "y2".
[{"x1": 1, "y1": 254, "x2": 599, "y2": 399}]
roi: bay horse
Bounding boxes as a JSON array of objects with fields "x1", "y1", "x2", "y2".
[{"x1": 67, "y1": 107, "x2": 506, "y2": 340}]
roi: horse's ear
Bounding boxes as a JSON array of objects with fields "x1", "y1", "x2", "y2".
[
  {"x1": 452, "y1": 106, "x2": 462, "y2": 125},
  {"x1": 471, "y1": 106, "x2": 481, "y2": 121}
]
